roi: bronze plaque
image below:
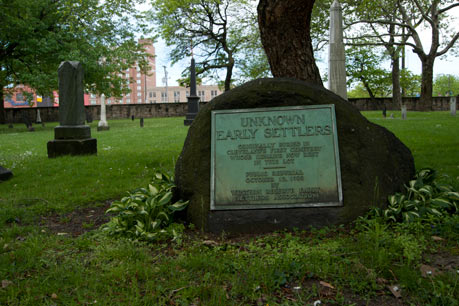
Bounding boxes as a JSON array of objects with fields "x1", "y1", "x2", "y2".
[{"x1": 211, "y1": 105, "x2": 342, "y2": 210}]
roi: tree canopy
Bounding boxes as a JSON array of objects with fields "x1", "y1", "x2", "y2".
[
  {"x1": 151, "y1": 0, "x2": 258, "y2": 91},
  {"x1": 1, "y1": 0, "x2": 151, "y2": 123}
]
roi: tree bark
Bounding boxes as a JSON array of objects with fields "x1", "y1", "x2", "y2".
[
  {"x1": 419, "y1": 57, "x2": 434, "y2": 111},
  {"x1": 0, "y1": 85, "x2": 5, "y2": 125},
  {"x1": 391, "y1": 55, "x2": 402, "y2": 109},
  {"x1": 224, "y1": 56, "x2": 235, "y2": 92},
  {"x1": 257, "y1": 0, "x2": 323, "y2": 86}
]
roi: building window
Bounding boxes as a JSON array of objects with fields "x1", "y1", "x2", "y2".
[
  {"x1": 149, "y1": 100, "x2": 153, "y2": 104},
  {"x1": 137, "y1": 86, "x2": 141, "y2": 91},
  {"x1": 153, "y1": 92, "x2": 156, "y2": 98},
  {"x1": 137, "y1": 92, "x2": 141, "y2": 97},
  {"x1": 90, "y1": 93, "x2": 96, "y2": 98},
  {"x1": 211, "y1": 90, "x2": 218, "y2": 98},
  {"x1": 174, "y1": 91, "x2": 180, "y2": 102},
  {"x1": 126, "y1": 98, "x2": 131, "y2": 103},
  {"x1": 126, "y1": 93, "x2": 130, "y2": 97},
  {"x1": 186, "y1": 91, "x2": 189, "y2": 97},
  {"x1": 149, "y1": 92, "x2": 153, "y2": 98},
  {"x1": 137, "y1": 73, "x2": 141, "y2": 78},
  {"x1": 136, "y1": 80, "x2": 141, "y2": 84},
  {"x1": 161, "y1": 92, "x2": 168, "y2": 102},
  {"x1": 198, "y1": 90, "x2": 205, "y2": 100},
  {"x1": 125, "y1": 73, "x2": 129, "y2": 78},
  {"x1": 90, "y1": 99, "x2": 97, "y2": 105}
]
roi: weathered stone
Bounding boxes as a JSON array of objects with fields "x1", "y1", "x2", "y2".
[
  {"x1": 47, "y1": 138, "x2": 97, "y2": 158},
  {"x1": 55, "y1": 125, "x2": 91, "y2": 139},
  {"x1": 175, "y1": 78, "x2": 415, "y2": 233},
  {"x1": 48, "y1": 61, "x2": 97, "y2": 158},
  {"x1": 184, "y1": 58, "x2": 200, "y2": 126},
  {"x1": 58, "y1": 61, "x2": 86, "y2": 126},
  {"x1": 0, "y1": 166, "x2": 13, "y2": 181},
  {"x1": 97, "y1": 94, "x2": 109, "y2": 131},
  {"x1": 328, "y1": 0, "x2": 347, "y2": 100}
]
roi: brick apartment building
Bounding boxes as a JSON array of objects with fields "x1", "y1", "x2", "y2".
[{"x1": 3, "y1": 40, "x2": 222, "y2": 108}]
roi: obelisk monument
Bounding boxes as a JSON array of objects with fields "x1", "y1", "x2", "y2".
[{"x1": 328, "y1": 0, "x2": 347, "y2": 100}]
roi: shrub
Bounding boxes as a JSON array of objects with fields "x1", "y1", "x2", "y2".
[
  {"x1": 371, "y1": 168, "x2": 458, "y2": 223},
  {"x1": 102, "y1": 170, "x2": 188, "y2": 242}
]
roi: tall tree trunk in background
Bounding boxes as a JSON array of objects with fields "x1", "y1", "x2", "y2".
[
  {"x1": 392, "y1": 55, "x2": 401, "y2": 108},
  {"x1": 0, "y1": 84, "x2": 5, "y2": 124},
  {"x1": 257, "y1": 0, "x2": 323, "y2": 86},
  {"x1": 419, "y1": 57, "x2": 434, "y2": 111}
]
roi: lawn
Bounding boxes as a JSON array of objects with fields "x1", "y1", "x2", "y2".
[{"x1": 0, "y1": 112, "x2": 458, "y2": 305}]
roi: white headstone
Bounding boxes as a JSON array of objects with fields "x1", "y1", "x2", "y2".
[
  {"x1": 97, "y1": 94, "x2": 109, "y2": 130},
  {"x1": 328, "y1": 0, "x2": 347, "y2": 100},
  {"x1": 401, "y1": 104, "x2": 407, "y2": 120}
]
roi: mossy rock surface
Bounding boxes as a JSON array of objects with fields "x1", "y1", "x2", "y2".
[{"x1": 175, "y1": 78, "x2": 415, "y2": 233}]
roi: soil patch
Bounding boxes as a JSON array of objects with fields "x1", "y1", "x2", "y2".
[{"x1": 40, "y1": 201, "x2": 112, "y2": 237}]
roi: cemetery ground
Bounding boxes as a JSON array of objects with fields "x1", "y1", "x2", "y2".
[{"x1": 0, "y1": 112, "x2": 458, "y2": 305}]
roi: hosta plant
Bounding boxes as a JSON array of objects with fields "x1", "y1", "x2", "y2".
[
  {"x1": 371, "y1": 168, "x2": 458, "y2": 223},
  {"x1": 102, "y1": 170, "x2": 188, "y2": 241}
]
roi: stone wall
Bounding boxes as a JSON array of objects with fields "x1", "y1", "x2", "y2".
[
  {"x1": 4, "y1": 97, "x2": 457, "y2": 123},
  {"x1": 348, "y1": 96, "x2": 455, "y2": 112}
]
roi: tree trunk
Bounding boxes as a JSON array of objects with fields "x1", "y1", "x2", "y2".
[
  {"x1": 419, "y1": 58, "x2": 434, "y2": 111},
  {"x1": 392, "y1": 55, "x2": 402, "y2": 109},
  {"x1": 257, "y1": 0, "x2": 323, "y2": 86},
  {"x1": 224, "y1": 57, "x2": 234, "y2": 92},
  {"x1": 0, "y1": 85, "x2": 5, "y2": 125}
]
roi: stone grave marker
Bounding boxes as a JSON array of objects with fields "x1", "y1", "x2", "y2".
[
  {"x1": 47, "y1": 61, "x2": 97, "y2": 158},
  {"x1": 328, "y1": 0, "x2": 347, "y2": 100},
  {"x1": 184, "y1": 57, "x2": 200, "y2": 126},
  {"x1": 86, "y1": 110, "x2": 93, "y2": 123},
  {"x1": 97, "y1": 94, "x2": 110, "y2": 131},
  {"x1": 140, "y1": 117, "x2": 144, "y2": 127},
  {"x1": 175, "y1": 78, "x2": 415, "y2": 233},
  {"x1": 0, "y1": 166, "x2": 13, "y2": 182}
]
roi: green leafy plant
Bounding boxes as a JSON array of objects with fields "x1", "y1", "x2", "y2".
[
  {"x1": 371, "y1": 168, "x2": 459, "y2": 223},
  {"x1": 102, "y1": 170, "x2": 188, "y2": 241}
]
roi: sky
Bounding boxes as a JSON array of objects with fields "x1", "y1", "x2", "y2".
[{"x1": 143, "y1": 3, "x2": 459, "y2": 87}]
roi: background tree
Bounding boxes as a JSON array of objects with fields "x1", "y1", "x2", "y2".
[
  {"x1": 400, "y1": 69, "x2": 421, "y2": 97},
  {"x1": 346, "y1": 46, "x2": 392, "y2": 99},
  {"x1": 433, "y1": 74, "x2": 459, "y2": 97},
  {"x1": 257, "y1": 0, "x2": 323, "y2": 85},
  {"x1": 151, "y1": 0, "x2": 257, "y2": 92},
  {"x1": 398, "y1": 0, "x2": 459, "y2": 109},
  {"x1": 347, "y1": 0, "x2": 459, "y2": 109},
  {"x1": 0, "y1": 0, "x2": 151, "y2": 124}
]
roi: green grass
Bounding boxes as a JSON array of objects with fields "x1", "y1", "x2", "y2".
[
  {"x1": 362, "y1": 111, "x2": 459, "y2": 183},
  {"x1": 0, "y1": 112, "x2": 458, "y2": 305},
  {"x1": 0, "y1": 117, "x2": 188, "y2": 223}
]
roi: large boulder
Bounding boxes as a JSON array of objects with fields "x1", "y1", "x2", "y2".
[{"x1": 175, "y1": 78, "x2": 415, "y2": 233}]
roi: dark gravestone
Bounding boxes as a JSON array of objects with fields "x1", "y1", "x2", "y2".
[
  {"x1": 382, "y1": 106, "x2": 387, "y2": 118},
  {"x1": 131, "y1": 115, "x2": 135, "y2": 121},
  {"x1": 140, "y1": 117, "x2": 144, "y2": 127},
  {"x1": 86, "y1": 110, "x2": 93, "y2": 123},
  {"x1": 47, "y1": 61, "x2": 97, "y2": 158},
  {"x1": 184, "y1": 58, "x2": 200, "y2": 126},
  {"x1": 175, "y1": 78, "x2": 415, "y2": 233},
  {"x1": 0, "y1": 166, "x2": 13, "y2": 182},
  {"x1": 21, "y1": 113, "x2": 34, "y2": 131}
]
